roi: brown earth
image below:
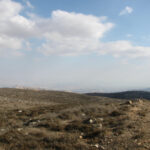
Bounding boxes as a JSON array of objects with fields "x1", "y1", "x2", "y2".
[{"x1": 0, "y1": 88, "x2": 149, "y2": 150}]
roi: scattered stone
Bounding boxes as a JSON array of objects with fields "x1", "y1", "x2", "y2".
[
  {"x1": 32, "y1": 122, "x2": 37, "y2": 125},
  {"x1": 135, "y1": 139, "x2": 137, "y2": 142},
  {"x1": 83, "y1": 118, "x2": 95, "y2": 124},
  {"x1": 89, "y1": 119, "x2": 93, "y2": 124},
  {"x1": 0, "y1": 129, "x2": 5, "y2": 132},
  {"x1": 81, "y1": 113, "x2": 86, "y2": 117},
  {"x1": 79, "y1": 135, "x2": 83, "y2": 139},
  {"x1": 81, "y1": 132, "x2": 84, "y2": 136},
  {"x1": 100, "y1": 145, "x2": 105, "y2": 149},
  {"x1": 98, "y1": 118, "x2": 104, "y2": 122},
  {"x1": 18, "y1": 110, "x2": 23, "y2": 113},
  {"x1": 91, "y1": 144, "x2": 100, "y2": 148},
  {"x1": 138, "y1": 99, "x2": 143, "y2": 104},
  {"x1": 126, "y1": 100, "x2": 133, "y2": 105},
  {"x1": 94, "y1": 144, "x2": 99, "y2": 148},
  {"x1": 25, "y1": 132, "x2": 29, "y2": 135},
  {"x1": 17, "y1": 128, "x2": 23, "y2": 131},
  {"x1": 98, "y1": 123, "x2": 103, "y2": 129},
  {"x1": 138, "y1": 142, "x2": 141, "y2": 146}
]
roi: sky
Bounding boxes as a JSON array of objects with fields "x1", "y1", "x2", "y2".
[{"x1": 0, "y1": 0, "x2": 150, "y2": 92}]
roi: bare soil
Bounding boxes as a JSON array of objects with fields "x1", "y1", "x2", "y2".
[{"x1": 0, "y1": 88, "x2": 149, "y2": 150}]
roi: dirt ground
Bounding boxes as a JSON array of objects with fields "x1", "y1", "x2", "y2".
[{"x1": 0, "y1": 88, "x2": 149, "y2": 150}]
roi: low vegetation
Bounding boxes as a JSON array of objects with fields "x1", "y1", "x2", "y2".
[{"x1": 0, "y1": 88, "x2": 149, "y2": 150}]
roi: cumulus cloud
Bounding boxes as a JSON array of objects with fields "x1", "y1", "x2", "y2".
[
  {"x1": 0, "y1": 0, "x2": 22, "y2": 19},
  {"x1": 99, "y1": 41, "x2": 150, "y2": 58},
  {"x1": 0, "y1": 0, "x2": 36, "y2": 56},
  {"x1": 0, "y1": 0, "x2": 150, "y2": 59},
  {"x1": 119, "y1": 6, "x2": 133, "y2": 16},
  {"x1": 38, "y1": 10, "x2": 114, "y2": 55},
  {"x1": 37, "y1": 10, "x2": 150, "y2": 58},
  {"x1": 24, "y1": 0, "x2": 34, "y2": 9}
]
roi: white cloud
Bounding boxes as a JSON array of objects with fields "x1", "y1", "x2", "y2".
[
  {"x1": 38, "y1": 10, "x2": 114, "y2": 55},
  {"x1": 37, "y1": 10, "x2": 150, "y2": 58},
  {"x1": 23, "y1": 0, "x2": 34, "y2": 9},
  {"x1": 0, "y1": 0, "x2": 150, "y2": 59},
  {"x1": 0, "y1": 0, "x2": 22, "y2": 19},
  {"x1": 0, "y1": 0, "x2": 36, "y2": 56},
  {"x1": 0, "y1": 34, "x2": 23, "y2": 56},
  {"x1": 99, "y1": 41, "x2": 150, "y2": 58},
  {"x1": 119, "y1": 6, "x2": 133, "y2": 16},
  {"x1": 126, "y1": 34, "x2": 133, "y2": 37}
]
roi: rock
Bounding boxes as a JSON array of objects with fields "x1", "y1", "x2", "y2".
[
  {"x1": 94, "y1": 144, "x2": 99, "y2": 148},
  {"x1": 82, "y1": 113, "x2": 86, "y2": 117},
  {"x1": 94, "y1": 123, "x2": 103, "y2": 129},
  {"x1": 79, "y1": 135, "x2": 83, "y2": 139},
  {"x1": 89, "y1": 119, "x2": 93, "y2": 124},
  {"x1": 83, "y1": 118, "x2": 95, "y2": 124},
  {"x1": 99, "y1": 123, "x2": 103, "y2": 129},
  {"x1": 79, "y1": 132, "x2": 84, "y2": 139},
  {"x1": 17, "y1": 128, "x2": 23, "y2": 131},
  {"x1": 32, "y1": 122, "x2": 37, "y2": 125},
  {"x1": 18, "y1": 110, "x2": 23, "y2": 113},
  {"x1": 100, "y1": 145, "x2": 105, "y2": 149},
  {"x1": 81, "y1": 132, "x2": 84, "y2": 136},
  {"x1": 98, "y1": 118, "x2": 104, "y2": 121},
  {"x1": 138, "y1": 99, "x2": 143, "y2": 104},
  {"x1": 126, "y1": 100, "x2": 132, "y2": 105},
  {"x1": 25, "y1": 132, "x2": 29, "y2": 135},
  {"x1": 0, "y1": 129, "x2": 5, "y2": 132}
]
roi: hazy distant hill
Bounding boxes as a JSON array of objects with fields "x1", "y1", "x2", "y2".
[
  {"x1": 87, "y1": 91, "x2": 150, "y2": 100},
  {"x1": 142, "y1": 88, "x2": 150, "y2": 92}
]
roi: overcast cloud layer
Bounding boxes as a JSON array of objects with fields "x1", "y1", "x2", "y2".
[{"x1": 0, "y1": 0, "x2": 150, "y2": 58}]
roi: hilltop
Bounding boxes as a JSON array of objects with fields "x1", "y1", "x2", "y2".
[{"x1": 0, "y1": 88, "x2": 149, "y2": 150}]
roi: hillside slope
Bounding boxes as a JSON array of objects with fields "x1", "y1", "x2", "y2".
[{"x1": 0, "y1": 88, "x2": 149, "y2": 150}]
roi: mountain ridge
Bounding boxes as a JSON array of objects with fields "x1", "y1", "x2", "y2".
[{"x1": 86, "y1": 90, "x2": 150, "y2": 100}]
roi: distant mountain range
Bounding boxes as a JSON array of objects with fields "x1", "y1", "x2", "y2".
[
  {"x1": 142, "y1": 88, "x2": 150, "y2": 92},
  {"x1": 87, "y1": 91, "x2": 150, "y2": 100}
]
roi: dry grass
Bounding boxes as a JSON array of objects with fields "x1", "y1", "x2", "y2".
[{"x1": 0, "y1": 88, "x2": 149, "y2": 149}]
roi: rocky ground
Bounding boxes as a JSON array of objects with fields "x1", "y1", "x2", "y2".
[{"x1": 0, "y1": 88, "x2": 149, "y2": 150}]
